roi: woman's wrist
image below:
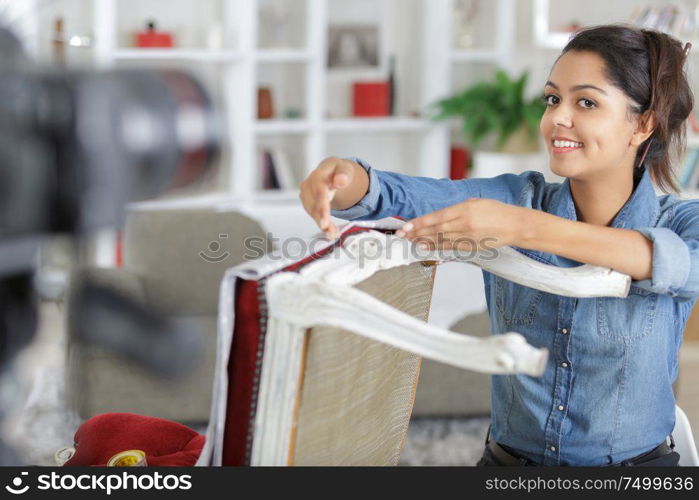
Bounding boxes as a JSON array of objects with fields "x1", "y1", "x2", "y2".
[
  {"x1": 513, "y1": 206, "x2": 541, "y2": 248},
  {"x1": 329, "y1": 159, "x2": 370, "y2": 210}
]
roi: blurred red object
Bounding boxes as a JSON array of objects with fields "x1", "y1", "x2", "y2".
[
  {"x1": 352, "y1": 82, "x2": 390, "y2": 117},
  {"x1": 450, "y1": 146, "x2": 470, "y2": 180},
  {"x1": 135, "y1": 21, "x2": 173, "y2": 48},
  {"x1": 64, "y1": 413, "x2": 204, "y2": 467},
  {"x1": 689, "y1": 113, "x2": 699, "y2": 133}
]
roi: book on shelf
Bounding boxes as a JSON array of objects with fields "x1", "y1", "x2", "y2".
[
  {"x1": 629, "y1": 4, "x2": 697, "y2": 40},
  {"x1": 258, "y1": 148, "x2": 297, "y2": 190}
]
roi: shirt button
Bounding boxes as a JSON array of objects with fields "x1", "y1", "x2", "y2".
[
  {"x1": 561, "y1": 362, "x2": 568, "y2": 368},
  {"x1": 561, "y1": 328, "x2": 568, "y2": 334},
  {"x1": 550, "y1": 445, "x2": 556, "y2": 452},
  {"x1": 558, "y1": 405, "x2": 564, "y2": 411}
]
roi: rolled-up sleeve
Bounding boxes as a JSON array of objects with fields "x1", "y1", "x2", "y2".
[
  {"x1": 635, "y1": 200, "x2": 699, "y2": 298},
  {"x1": 330, "y1": 157, "x2": 549, "y2": 221}
]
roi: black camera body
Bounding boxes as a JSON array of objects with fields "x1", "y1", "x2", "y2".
[
  {"x1": 0, "y1": 25, "x2": 221, "y2": 459},
  {"x1": 0, "y1": 27, "x2": 218, "y2": 238}
]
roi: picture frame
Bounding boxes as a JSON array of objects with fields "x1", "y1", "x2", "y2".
[{"x1": 327, "y1": 25, "x2": 380, "y2": 69}]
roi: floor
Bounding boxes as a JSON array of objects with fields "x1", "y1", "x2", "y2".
[{"x1": 2, "y1": 302, "x2": 698, "y2": 466}]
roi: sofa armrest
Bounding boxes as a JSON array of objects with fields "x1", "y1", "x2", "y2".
[{"x1": 66, "y1": 267, "x2": 147, "y2": 307}]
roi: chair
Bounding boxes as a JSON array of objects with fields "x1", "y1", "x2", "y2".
[
  {"x1": 674, "y1": 405, "x2": 699, "y2": 466},
  {"x1": 198, "y1": 217, "x2": 632, "y2": 465}
]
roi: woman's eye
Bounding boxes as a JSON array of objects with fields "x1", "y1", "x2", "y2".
[
  {"x1": 578, "y1": 98, "x2": 596, "y2": 109},
  {"x1": 543, "y1": 94, "x2": 559, "y2": 106}
]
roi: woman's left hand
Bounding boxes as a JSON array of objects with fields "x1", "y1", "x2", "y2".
[{"x1": 395, "y1": 198, "x2": 529, "y2": 251}]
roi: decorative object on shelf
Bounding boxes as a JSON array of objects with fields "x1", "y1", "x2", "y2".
[
  {"x1": 452, "y1": 0, "x2": 480, "y2": 49},
  {"x1": 328, "y1": 25, "x2": 379, "y2": 69},
  {"x1": 432, "y1": 70, "x2": 546, "y2": 178},
  {"x1": 135, "y1": 20, "x2": 174, "y2": 48},
  {"x1": 387, "y1": 54, "x2": 396, "y2": 116},
  {"x1": 352, "y1": 81, "x2": 391, "y2": 117},
  {"x1": 258, "y1": 1, "x2": 291, "y2": 48},
  {"x1": 68, "y1": 34, "x2": 92, "y2": 49},
  {"x1": 206, "y1": 22, "x2": 224, "y2": 50},
  {"x1": 53, "y1": 17, "x2": 65, "y2": 65},
  {"x1": 284, "y1": 107, "x2": 302, "y2": 119},
  {"x1": 450, "y1": 146, "x2": 471, "y2": 180},
  {"x1": 257, "y1": 86, "x2": 275, "y2": 119}
]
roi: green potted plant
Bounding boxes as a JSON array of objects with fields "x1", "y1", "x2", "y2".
[{"x1": 432, "y1": 69, "x2": 546, "y2": 177}]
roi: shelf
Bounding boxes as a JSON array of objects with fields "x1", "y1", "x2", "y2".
[
  {"x1": 256, "y1": 49, "x2": 314, "y2": 63},
  {"x1": 127, "y1": 192, "x2": 234, "y2": 211},
  {"x1": 324, "y1": 117, "x2": 432, "y2": 133},
  {"x1": 255, "y1": 120, "x2": 312, "y2": 134},
  {"x1": 254, "y1": 117, "x2": 435, "y2": 135},
  {"x1": 113, "y1": 49, "x2": 243, "y2": 62},
  {"x1": 450, "y1": 49, "x2": 502, "y2": 62},
  {"x1": 536, "y1": 31, "x2": 699, "y2": 52},
  {"x1": 250, "y1": 190, "x2": 301, "y2": 202},
  {"x1": 126, "y1": 190, "x2": 301, "y2": 210}
]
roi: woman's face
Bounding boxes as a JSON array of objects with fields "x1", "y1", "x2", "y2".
[{"x1": 540, "y1": 50, "x2": 645, "y2": 182}]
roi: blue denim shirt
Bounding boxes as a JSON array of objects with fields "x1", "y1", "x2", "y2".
[{"x1": 332, "y1": 157, "x2": 699, "y2": 466}]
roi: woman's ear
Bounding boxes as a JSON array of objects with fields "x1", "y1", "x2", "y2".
[{"x1": 631, "y1": 110, "x2": 656, "y2": 146}]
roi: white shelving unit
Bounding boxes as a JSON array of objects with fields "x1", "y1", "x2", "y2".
[{"x1": 87, "y1": 0, "x2": 517, "y2": 202}]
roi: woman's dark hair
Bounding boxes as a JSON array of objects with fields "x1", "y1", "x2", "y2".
[{"x1": 561, "y1": 24, "x2": 693, "y2": 192}]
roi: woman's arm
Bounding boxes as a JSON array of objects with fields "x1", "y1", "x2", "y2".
[
  {"x1": 300, "y1": 156, "x2": 548, "y2": 238},
  {"x1": 518, "y1": 208, "x2": 653, "y2": 281},
  {"x1": 400, "y1": 198, "x2": 699, "y2": 296},
  {"x1": 398, "y1": 199, "x2": 653, "y2": 279}
]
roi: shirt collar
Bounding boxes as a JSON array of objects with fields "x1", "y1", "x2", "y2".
[{"x1": 552, "y1": 167, "x2": 660, "y2": 229}]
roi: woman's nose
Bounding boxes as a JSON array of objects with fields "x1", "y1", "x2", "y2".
[{"x1": 549, "y1": 106, "x2": 573, "y2": 128}]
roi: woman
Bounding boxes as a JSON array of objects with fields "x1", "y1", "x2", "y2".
[{"x1": 299, "y1": 24, "x2": 697, "y2": 466}]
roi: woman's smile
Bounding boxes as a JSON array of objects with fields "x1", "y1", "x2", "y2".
[{"x1": 552, "y1": 136, "x2": 584, "y2": 154}]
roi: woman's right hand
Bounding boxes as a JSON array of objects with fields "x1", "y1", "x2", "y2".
[{"x1": 299, "y1": 157, "x2": 367, "y2": 240}]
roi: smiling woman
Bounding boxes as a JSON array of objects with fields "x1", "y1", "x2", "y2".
[
  {"x1": 546, "y1": 26, "x2": 693, "y2": 194},
  {"x1": 298, "y1": 24, "x2": 699, "y2": 466}
]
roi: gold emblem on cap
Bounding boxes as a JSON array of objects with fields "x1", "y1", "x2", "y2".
[{"x1": 107, "y1": 449, "x2": 147, "y2": 467}]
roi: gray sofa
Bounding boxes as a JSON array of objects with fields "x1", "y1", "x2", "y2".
[
  {"x1": 65, "y1": 206, "x2": 270, "y2": 423},
  {"x1": 413, "y1": 311, "x2": 492, "y2": 417}
]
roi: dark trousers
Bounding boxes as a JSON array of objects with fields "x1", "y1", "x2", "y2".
[{"x1": 476, "y1": 426, "x2": 680, "y2": 466}]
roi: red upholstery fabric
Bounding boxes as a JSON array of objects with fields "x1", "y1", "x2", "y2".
[
  {"x1": 221, "y1": 279, "x2": 262, "y2": 465},
  {"x1": 64, "y1": 413, "x2": 204, "y2": 466}
]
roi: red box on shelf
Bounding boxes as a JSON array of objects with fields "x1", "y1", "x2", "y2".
[
  {"x1": 352, "y1": 82, "x2": 390, "y2": 117},
  {"x1": 135, "y1": 22, "x2": 174, "y2": 48},
  {"x1": 450, "y1": 146, "x2": 470, "y2": 180}
]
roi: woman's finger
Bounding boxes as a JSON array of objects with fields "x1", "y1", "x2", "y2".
[
  {"x1": 401, "y1": 221, "x2": 458, "y2": 239},
  {"x1": 398, "y1": 207, "x2": 458, "y2": 236}
]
